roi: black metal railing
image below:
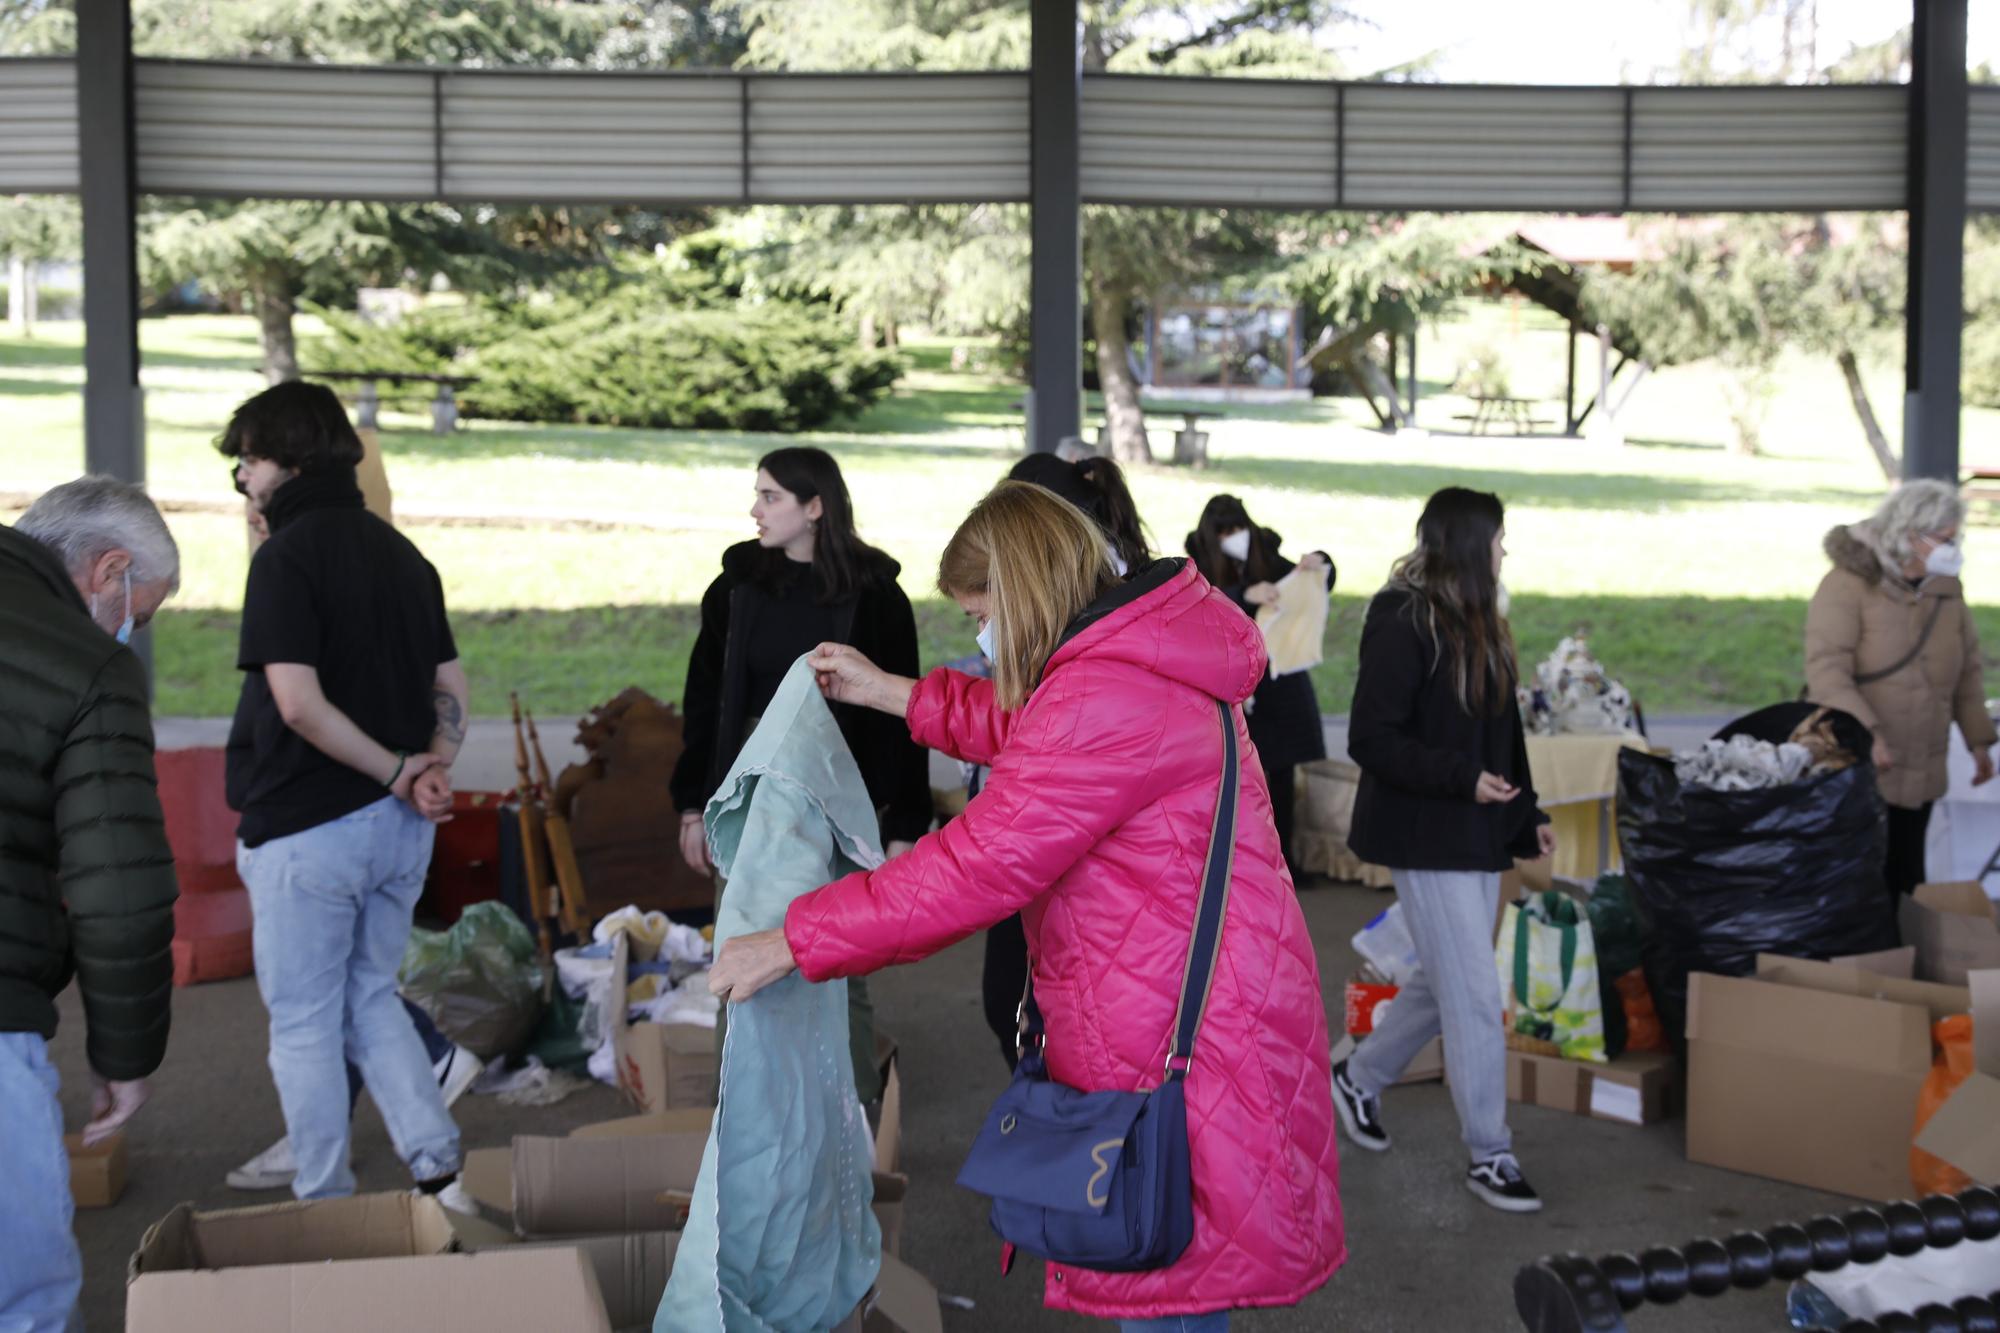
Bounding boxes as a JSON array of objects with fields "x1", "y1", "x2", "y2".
[{"x1": 1515, "y1": 1186, "x2": 2000, "y2": 1333}]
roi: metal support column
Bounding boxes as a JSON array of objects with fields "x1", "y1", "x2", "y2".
[
  {"x1": 1028, "y1": 0, "x2": 1082, "y2": 454},
  {"x1": 1565, "y1": 320, "x2": 1579, "y2": 434},
  {"x1": 78, "y1": 0, "x2": 143, "y2": 484},
  {"x1": 1903, "y1": 0, "x2": 1969, "y2": 482}
]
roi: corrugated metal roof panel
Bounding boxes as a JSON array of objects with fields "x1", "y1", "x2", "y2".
[
  {"x1": 135, "y1": 61, "x2": 435, "y2": 198},
  {"x1": 1629, "y1": 85, "x2": 1906, "y2": 210},
  {"x1": 749, "y1": 74, "x2": 1029, "y2": 202},
  {"x1": 441, "y1": 72, "x2": 744, "y2": 202},
  {"x1": 1080, "y1": 76, "x2": 1335, "y2": 206},
  {"x1": 0, "y1": 60, "x2": 79, "y2": 193},
  {"x1": 1971, "y1": 86, "x2": 2000, "y2": 212}
]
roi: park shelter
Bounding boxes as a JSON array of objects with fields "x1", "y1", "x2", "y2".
[{"x1": 0, "y1": 0, "x2": 1994, "y2": 482}]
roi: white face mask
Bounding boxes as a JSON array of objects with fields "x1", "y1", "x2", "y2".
[
  {"x1": 1220, "y1": 530, "x2": 1252, "y2": 562},
  {"x1": 1925, "y1": 541, "x2": 1964, "y2": 579},
  {"x1": 1496, "y1": 582, "x2": 1512, "y2": 620},
  {"x1": 975, "y1": 619, "x2": 995, "y2": 661},
  {"x1": 1106, "y1": 544, "x2": 1129, "y2": 579},
  {"x1": 90, "y1": 569, "x2": 134, "y2": 645}
]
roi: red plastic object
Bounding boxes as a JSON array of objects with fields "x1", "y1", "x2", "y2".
[
  {"x1": 424, "y1": 791, "x2": 504, "y2": 925},
  {"x1": 171, "y1": 887, "x2": 254, "y2": 987},
  {"x1": 1344, "y1": 979, "x2": 1399, "y2": 1037},
  {"x1": 154, "y1": 747, "x2": 243, "y2": 894}
]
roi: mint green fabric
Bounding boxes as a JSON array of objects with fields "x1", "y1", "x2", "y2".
[{"x1": 656, "y1": 658, "x2": 884, "y2": 1332}]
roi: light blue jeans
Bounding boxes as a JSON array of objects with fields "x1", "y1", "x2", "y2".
[
  {"x1": 1118, "y1": 1316, "x2": 1229, "y2": 1332},
  {"x1": 0, "y1": 1033, "x2": 82, "y2": 1333},
  {"x1": 1347, "y1": 868, "x2": 1512, "y2": 1161},
  {"x1": 240, "y1": 795, "x2": 462, "y2": 1199}
]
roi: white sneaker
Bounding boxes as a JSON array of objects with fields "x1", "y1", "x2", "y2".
[
  {"x1": 433, "y1": 1044, "x2": 484, "y2": 1109},
  {"x1": 226, "y1": 1136, "x2": 299, "y2": 1191},
  {"x1": 423, "y1": 1178, "x2": 479, "y2": 1217}
]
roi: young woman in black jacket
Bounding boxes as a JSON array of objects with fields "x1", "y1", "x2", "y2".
[
  {"x1": 671, "y1": 448, "x2": 929, "y2": 1100},
  {"x1": 1186, "y1": 494, "x2": 1331, "y2": 882},
  {"x1": 1330, "y1": 487, "x2": 1556, "y2": 1215}
]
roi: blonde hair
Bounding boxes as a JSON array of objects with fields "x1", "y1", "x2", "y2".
[
  {"x1": 940, "y1": 482, "x2": 1117, "y2": 710},
  {"x1": 1855, "y1": 478, "x2": 1964, "y2": 571}
]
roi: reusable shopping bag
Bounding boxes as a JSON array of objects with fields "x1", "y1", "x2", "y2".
[{"x1": 1496, "y1": 890, "x2": 1607, "y2": 1063}]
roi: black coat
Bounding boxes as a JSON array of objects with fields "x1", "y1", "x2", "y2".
[
  {"x1": 1346, "y1": 587, "x2": 1547, "y2": 872},
  {"x1": 0, "y1": 526, "x2": 177, "y2": 1079},
  {"x1": 671, "y1": 541, "x2": 932, "y2": 844},
  {"x1": 1211, "y1": 535, "x2": 1329, "y2": 772}
]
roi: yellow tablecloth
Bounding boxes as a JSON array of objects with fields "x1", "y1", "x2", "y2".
[{"x1": 1525, "y1": 733, "x2": 1650, "y2": 883}]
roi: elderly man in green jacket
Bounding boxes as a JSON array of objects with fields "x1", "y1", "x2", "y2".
[{"x1": 1, "y1": 477, "x2": 180, "y2": 1332}]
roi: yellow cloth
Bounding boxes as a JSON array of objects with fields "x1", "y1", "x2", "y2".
[
  {"x1": 1256, "y1": 563, "x2": 1330, "y2": 677},
  {"x1": 1525, "y1": 734, "x2": 1649, "y2": 882}
]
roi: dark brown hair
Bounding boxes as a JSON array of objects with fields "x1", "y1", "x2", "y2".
[{"x1": 1389, "y1": 487, "x2": 1516, "y2": 717}]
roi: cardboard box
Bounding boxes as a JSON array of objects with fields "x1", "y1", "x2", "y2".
[
  {"x1": 125, "y1": 1193, "x2": 611, "y2": 1333},
  {"x1": 516, "y1": 1231, "x2": 680, "y2": 1330},
  {"x1": 1686, "y1": 954, "x2": 1975, "y2": 1201},
  {"x1": 1503, "y1": 1048, "x2": 1678, "y2": 1125},
  {"x1": 1903, "y1": 882, "x2": 2000, "y2": 985},
  {"x1": 67, "y1": 1131, "x2": 128, "y2": 1208},
  {"x1": 1328, "y1": 1032, "x2": 1443, "y2": 1085},
  {"x1": 1914, "y1": 969, "x2": 2000, "y2": 1184},
  {"x1": 609, "y1": 933, "x2": 719, "y2": 1113}
]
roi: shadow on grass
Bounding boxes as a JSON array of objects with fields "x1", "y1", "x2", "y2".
[
  {"x1": 153, "y1": 591, "x2": 2000, "y2": 718},
  {"x1": 1197, "y1": 452, "x2": 1882, "y2": 511},
  {"x1": 0, "y1": 375, "x2": 79, "y2": 398},
  {"x1": 0, "y1": 335, "x2": 263, "y2": 375}
]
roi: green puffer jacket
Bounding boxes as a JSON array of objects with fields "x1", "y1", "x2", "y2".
[{"x1": 0, "y1": 524, "x2": 177, "y2": 1080}]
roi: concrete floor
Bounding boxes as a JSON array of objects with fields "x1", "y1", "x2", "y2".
[{"x1": 57, "y1": 878, "x2": 1846, "y2": 1333}]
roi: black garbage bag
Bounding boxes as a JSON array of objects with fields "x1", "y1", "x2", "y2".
[{"x1": 1616, "y1": 702, "x2": 1895, "y2": 1053}]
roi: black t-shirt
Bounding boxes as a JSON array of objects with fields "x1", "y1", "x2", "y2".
[
  {"x1": 742, "y1": 559, "x2": 846, "y2": 718},
  {"x1": 225, "y1": 474, "x2": 457, "y2": 848}
]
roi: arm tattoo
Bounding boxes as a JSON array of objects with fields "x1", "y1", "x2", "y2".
[{"x1": 432, "y1": 686, "x2": 467, "y2": 746}]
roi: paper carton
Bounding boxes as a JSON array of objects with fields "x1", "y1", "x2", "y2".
[
  {"x1": 1686, "y1": 954, "x2": 1973, "y2": 1201},
  {"x1": 125, "y1": 1193, "x2": 611, "y2": 1333},
  {"x1": 67, "y1": 1131, "x2": 128, "y2": 1208},
  {"x1": 1502, "y1": 1048, "x2": 1678, "y2": 1125},
  {"x1": 609, "y1": 933, "x2": 720, "y2": 1113},
  {"x1": 1903, "y1": 883, "x2": 2000, "y2": 985}
]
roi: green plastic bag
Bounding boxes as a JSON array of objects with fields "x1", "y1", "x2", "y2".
[
  {"x1": 1495, "y1": 890, "x2": 1607, "y2": 1063},
  {"x1": 399, "y1": 902, "x2": 546, "y2": 1060},
  {"x1": 1587, "y1": 874, "x2": 1648, "y2": 1059}
]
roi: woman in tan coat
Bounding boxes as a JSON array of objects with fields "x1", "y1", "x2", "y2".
[{"x1": 1806, "y1": 479, "x2": 1997, "y2": 906}]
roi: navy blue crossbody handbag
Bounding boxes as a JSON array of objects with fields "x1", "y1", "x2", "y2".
[{"x1": 953, "y1": 699, "x2": 1239, "y2": 1273}]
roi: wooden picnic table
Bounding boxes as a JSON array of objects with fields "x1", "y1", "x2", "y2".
[
  {"x1": 313, "y1": 370, "x2": 479, "y2": 436},
  {"x1": 1453, "y1": 394, "x2": 1553, "y2": 436}
]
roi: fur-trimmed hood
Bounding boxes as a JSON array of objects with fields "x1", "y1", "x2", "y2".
[{"x1": 1824, "y1": 524, "x2": 1887, "y2": 584}]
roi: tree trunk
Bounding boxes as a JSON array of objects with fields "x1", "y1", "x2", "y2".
[
  {"x1": 1348, "y1": 348, "x2": 1411, "y2": 431},
  {"x1": 882, "y1": 318, "x2": 898, "y2": 349},
  {"x1": 858, "y1": 312, "x2": 877, "y2": 350},
  {"x1": 1837, "y1": 347, "x2": 1899, "y2": 482},
  {"x1": 7, "y1": 255, "x2": 35, "y2": 336},
  {"x1": 255, "y1": 279, "x2": 301, "y2": 385},
  {"x1": 1090, "y1": 276, "x2": 1151, "y2": 465}
]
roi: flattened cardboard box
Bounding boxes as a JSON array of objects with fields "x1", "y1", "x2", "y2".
[
  {"x1": 515, "y1": 1231, "x2": 679, "y2": 1330},
  {"x1": 609, "y1": 932, "x2": 720, "y2": 1113},
  {"x1": 125, "y1": 1192, "x2": 611, "y2": 1333},
  {"x1": 67, "y1": 1130, "x2": 127, "y2": 1208},
  {"x1": 1902, "y1": 882, "x2": 2000, "y2": 986},
  {"x1": 1686, "y1": 954, "x2": 1975, "y2": 1202}
]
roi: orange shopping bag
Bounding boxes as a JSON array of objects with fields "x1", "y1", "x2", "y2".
[{"x1": 1911, "y1": 1015, "x2": 1976, "y2": 1198}]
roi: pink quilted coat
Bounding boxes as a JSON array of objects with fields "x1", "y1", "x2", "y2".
[{"x1": 785, "y1": 560, "x2": 1346, "y2": 1319}]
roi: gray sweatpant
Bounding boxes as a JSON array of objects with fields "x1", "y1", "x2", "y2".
[{"x1": 1347, "y1": 868, "x2": 1512, "y2": 1162}]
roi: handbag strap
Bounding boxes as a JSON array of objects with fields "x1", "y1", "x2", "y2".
[
  {"x1": 1019, "y1": 700, "x2": 1240, "y2": 1082},
  {"x1": 1853, "y1": 596, "x2": 1945, "y2": 686},
  {"x1": 1510, "y1": 894, "x2": 1577, "y2": 1016}
]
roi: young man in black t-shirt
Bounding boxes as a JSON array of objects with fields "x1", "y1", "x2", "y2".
[{"x1": 220, "y1": 381, "x2": 470, "y2": 1204}]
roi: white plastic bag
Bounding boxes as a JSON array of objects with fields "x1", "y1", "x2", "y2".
[{"x1": 1352, "y1": 904, "x2": 1422, "y2": 988}]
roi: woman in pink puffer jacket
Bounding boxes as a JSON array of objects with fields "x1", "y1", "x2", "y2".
[{"x1": 710, "y1": 482, "x2": 1345, "y2": 1329}]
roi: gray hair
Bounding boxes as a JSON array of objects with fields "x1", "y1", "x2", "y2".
[
  {"x1": 16, "y1": 476, "x2": 181, "y2": 592},
  {"x1": 1855, "y1": 478, "x2": 1965, "y2": 571}
]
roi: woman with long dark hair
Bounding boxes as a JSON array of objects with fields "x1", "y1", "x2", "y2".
[
  {"x1": 1185, "y1": 494, "x2": 1331, "y2": 882},
  {"x1": 671, "y1": 447, "x2": 929, "y2": 1100},
  {"x1": 1008, "y1": 453, "x2": 1151, "y2": 575},
  {"x1": 1330, "y1": 487, "x2": 1555, "y2": 1214}
]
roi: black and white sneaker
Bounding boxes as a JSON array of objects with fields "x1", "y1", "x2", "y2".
[
  {"x1": 1331, "y1": 1059, "x2": 1391, "y2": 1152},
  {"x1": 1466, "y1": 1153, "x2": 1543, "y2": 1213}
]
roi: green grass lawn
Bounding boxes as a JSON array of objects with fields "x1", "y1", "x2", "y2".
[{"x1": 11, "y1": 309, "x2": 2000, "y2": 720}]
